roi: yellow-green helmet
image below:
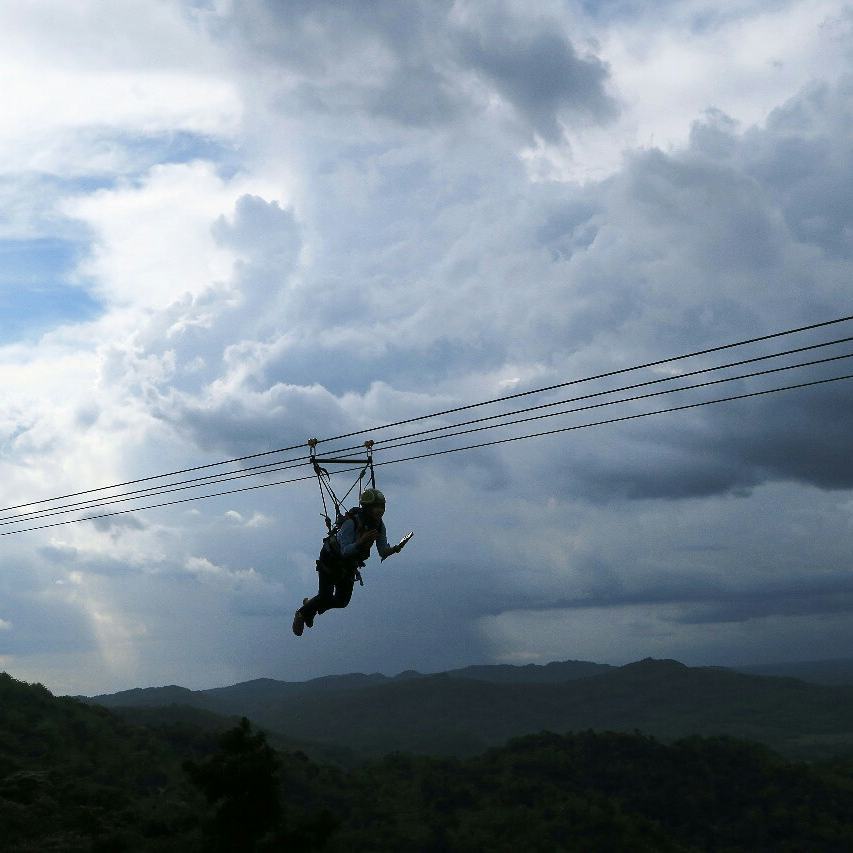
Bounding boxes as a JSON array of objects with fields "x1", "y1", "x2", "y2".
[{"x1": 360, "y1": 488, "x2": 386, "y2": 507}]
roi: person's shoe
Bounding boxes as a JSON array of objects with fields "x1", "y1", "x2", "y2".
[
  {"x1": 302, "y1": 599, "x2": 314, "y2": 628},
  {"x1": 292, "y1": 609, "x2": 305, "y2": 637}
]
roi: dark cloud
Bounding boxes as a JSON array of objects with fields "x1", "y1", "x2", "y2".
[
  {"x1": 512, "y1": 76, "x2": 853, "y2": 504},
  {"x1": 577, "y1": 0, "x2": 783, "y2": 33},
  {"x1": 536, "y1": 196, "x2": 603, "y2": 259},
  {"x1": 745, "y1": 78, "x2": 853, "y2": 261},
  {"x1": 703, "y1": 376, "x2": 853, "y2": 490},
  {"x1": 537, "y1": 369, "x2": 853, "y2": 503},
  {"x1": 153, "y1": 381, "x2": 355, "y2": 459},
  {"x1": 559, "y1": 433, "x2": 762, "y2": 503},
  {"x1": 457, "y1": 26, "x2": 618, "y2": 141},
  {"x1": 223, "y1": 0, "x2": 453, "y2": 66},
  {"x1": 215, "y1": 0, "x2": 616, "y2": 140},
  {"x1": 622, "y1": 148, "x2": 786, "y2": 274},
  {"x1": 672, "y1": 572, "x2": 853, "y2": 624},
  {"x1": 365, "y1": 64, "x2": 461, "y2": 128},
  {"x1": 468, "y1": 563, "x2": 853, "y2": 626},
  {"x1": 216, "y1": 0, "x2": 464, "y2": 126}
]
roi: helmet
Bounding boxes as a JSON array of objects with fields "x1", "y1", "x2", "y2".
[{"x1": 360, "y1": 488, "x2": 386, "y2": 507}]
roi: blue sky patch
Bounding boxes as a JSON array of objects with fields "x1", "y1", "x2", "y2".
[
  {"x1": 124, "y1": 130, "x2": 238, "y2": 171},
  {"x1": 0, "y1": 238, "x2": 101, "y2": 342}
]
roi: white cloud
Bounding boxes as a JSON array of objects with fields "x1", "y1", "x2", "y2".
[
  {"x1": 185, "y1": 555, "x2": 225, "y2": 576},
  {"x1": 0, "y1": 1, "x2": 239, "y2": 175},
  {"x1": 530, "y1": 0, "x2": 852, "y2": 182},
  {"x1": 60, "y1": 163, "x2": 261, "y2": 309}
]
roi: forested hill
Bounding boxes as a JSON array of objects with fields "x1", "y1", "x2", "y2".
[
  {"x1": 0, "y1": 671, "x2": 207, "y2": 850},
  {"x1": 85, "y1": 658, "x2": 613, "y2": 711},
  {"x1": 87, "y1": 658, "x2": 853, "y2": 762},
  {"x1": 735, "y1": 658, "x2": 853, "y2": 685},
  {"x1": 6, "y1": 670, "x2": 853, "y2": 851}
]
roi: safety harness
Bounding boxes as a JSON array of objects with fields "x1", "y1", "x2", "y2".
[{"x1": 308, "y1": 439, "x2": 377, "y2": 586}]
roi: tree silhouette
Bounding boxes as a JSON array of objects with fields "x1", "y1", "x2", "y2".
[{"x1": 184, "y1": 717, "x2": 281, "y2": 851}]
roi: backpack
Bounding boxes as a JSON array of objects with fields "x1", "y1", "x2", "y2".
[{"x1": 317, "y1": 507, "x2": 378, "y2": 582}]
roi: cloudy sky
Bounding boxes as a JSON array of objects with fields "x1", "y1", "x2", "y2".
[{"x1": 1, "y1": 0, "x2": 852, "y2": 695}]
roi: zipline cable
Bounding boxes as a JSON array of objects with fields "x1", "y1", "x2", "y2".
[
  {"x1": 0, "y1": 458, "x2": 317, "y2": 527},
  {"x1": 371, "y1": 372, "x2": 853, "y2": 472},
  {"x1": 3, "y1": 347, "x2": 852, "y2": 526},
  {"x1": 2, "y1": 371, "x2": 850, "y2": 537},
  {"x1": 0, "y1": 470, "x2": 323, "y2": 537},
  {"x1": 3, "y1": 332, "x2": 853, "y2": 523},
  {"x1": 0, "y1": 455, "x2": 326, "y2": 523},
  {"x1": 4, "y1": 348, "x2": 851, "y2": 526},
  {"x1": 374, "y1": 351, "x2": 853, "y2": 454},
  {"x1": 3, "y1": 314, "x2": 851, "y2": 514},
  {"x1": 340, "y1": 337, "x2": 853, "y2": 453}
]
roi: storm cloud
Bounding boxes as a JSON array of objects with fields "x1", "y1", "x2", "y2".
[{"x1": 0, "y1": 1, "x2": 851, "y2": 693}]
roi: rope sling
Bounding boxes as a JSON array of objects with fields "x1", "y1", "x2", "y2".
[{"x1": 308, "y1": 439, "x2": 376, "y2": 586}]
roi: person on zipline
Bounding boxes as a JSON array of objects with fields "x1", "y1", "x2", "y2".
[{"x1": 292, "y1": 488, "x2": 411, "y2": 636}]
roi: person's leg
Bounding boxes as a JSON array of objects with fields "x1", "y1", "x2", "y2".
[
  {"x1": 302, "y1": 567, "x2": 335, "y2": 621},
  {"x1": 329, "y1": 574, "x2": 355, "y2": 610},
  {"x1": 294, "y1": 567, "x2": 354, "y2": 636}
]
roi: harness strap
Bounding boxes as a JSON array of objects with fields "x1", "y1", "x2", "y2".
[
  {"x1": 308, "y1": 439, "x2": 375, "y2": 589},
  {"x1": 338, "y1": 464, "x2": 369, "y2": 508},
  {"x1": 365, "y1": 440, "x2": 376, "y2": 489},
  {"x1": 314, "y1": 463, "x2": 332, "y2": 532},
  {"x1": 309, "y1": 438, "x2": 375, "y2": 530},
  {"x1": 314, "y1": 463, "x2": 343, "y2": 527}
]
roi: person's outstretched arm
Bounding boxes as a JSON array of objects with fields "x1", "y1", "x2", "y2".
[{"x1": 379, "y1": 524, "x2": 413, "y2": 560}]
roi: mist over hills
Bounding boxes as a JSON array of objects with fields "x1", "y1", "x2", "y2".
[{"x1": 83, "y1": 657, "x2": 853, "y2": 763}]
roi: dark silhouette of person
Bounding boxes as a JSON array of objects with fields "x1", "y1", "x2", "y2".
[{"x1": 292, "y1": 488, "x2": 410, "y2": 636}]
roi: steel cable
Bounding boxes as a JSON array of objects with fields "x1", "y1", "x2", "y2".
[
  {"x1": 3, "y1": 314, "x2": 851, "y2": 514},
  {"x1": 2, "y1": 334, "x2": 851, "y2": 524},
  {"x1": 2, "y1": 371, "x2": 850, "y2": 536}
]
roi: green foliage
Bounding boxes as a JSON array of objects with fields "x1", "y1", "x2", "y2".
[
  {"x1": 326, "y1": 730, "x2": 853, "y2": 852},
  {"x1": 184, "y1": 717, "x2": 281, "y2": 850},
  {"x1": 0, "y1": 672, "x2": 204, "y2": 851},
  {"x1": 96, "y1": 659, "x2": 853, "y2": 763},
  {"x1": 6, "y1": 670, "x2": 853, "y2": 851}
]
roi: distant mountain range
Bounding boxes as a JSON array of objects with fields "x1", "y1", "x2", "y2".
[
  {"x1": 10, "y1": 670, "x2": 853, "y2": 851},
  {"x1": 735, "y1": 658, "x2": 853, "y2": 685},
  {"x1": 81, "y1": 657, "x2": 853, "y2": 763}
]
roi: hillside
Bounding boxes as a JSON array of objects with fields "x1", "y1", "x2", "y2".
[
  {"x1": 247, "y1": 658, "x2": 853, "y2": 760},
  {"x1": 735, "y1": 658, "x2": 853, "y2": 686},
  {"x1": 110, "y1": 703, "x2": 360, "y2": 768},
  {"x1": 0, "y1": 671, "x2": 207, "y2": 850},
  {"x1": 7, "y1": 671, "x2": 853, "y2": 851},
  {"x1": 86, "y1": 659, "x2": 611, "y2": 715},
  {"x1": 87, "y1": 658, "x2": 853, "y2": 762},
  {"x1": 328, "y1": 731, "x2": 853, "y2": 852}
]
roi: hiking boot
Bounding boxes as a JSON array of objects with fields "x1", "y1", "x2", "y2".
[
  {"x1": 292, "y1": 609, "x2": 305, "y2": 637},
  {"x1": 302, "y1": 599, "x2": 315, "y2": 628}
]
